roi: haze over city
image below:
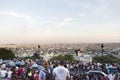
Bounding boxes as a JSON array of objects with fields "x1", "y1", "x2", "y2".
[{"x1": 0, "y1": 0, "x2": 120, "y2": 44}]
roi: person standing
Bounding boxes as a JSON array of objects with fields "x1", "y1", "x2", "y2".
[
  {"x1": 39, "y1": 60, "x2": 53, "y2": 80},
  {"x1": 108, "y1": 71, "x2": 115, "y2": 80},
  {"x1": 7, "y1": 69, "x2": 12, "y2": 80},
  {"x1": 0, "y1": 68, "x2": 7, "y2": 79},
  {"x1": 114, "y1": 67, "x2": 120, "y2": 80},
  {"x1": 53, "y1": 60, "x2": 71, "y2": 80}
]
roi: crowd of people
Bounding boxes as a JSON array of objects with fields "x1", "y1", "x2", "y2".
[
  {"x1": 0, "y1": 59, "x2": 71, "y2": 80},
  {"x1": 0, "y1": 58, "x2": 120, "y2": 80}
]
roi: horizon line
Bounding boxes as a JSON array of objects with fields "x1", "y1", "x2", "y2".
[{"x1": 0, "y1": 42, "x2": 120, "y2": 45}]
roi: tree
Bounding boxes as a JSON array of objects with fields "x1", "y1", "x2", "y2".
[
  {"x1": 31, "y1": 53, "x2": 42, "y2": 59},
  {"x1": 93, "y1": 55, "x2": 118, "y2": 63},
  {"x1": 0, "y1": 48, "x2": 15, "y2": 59},
  {"x1": 116, "y1": 59, "x2": 120, "y2": 64}
]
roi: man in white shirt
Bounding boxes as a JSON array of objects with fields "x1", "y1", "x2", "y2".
[
  {"x1": 108, "y1": 71, "x2": 115, "y2": 80},
  {"x1": 0, "y1": 68, "x2": 7, "y2": 78},
  {"x1": 53, "y1": 60, "x2": 70, "y2": 80},
  {"x1": 7, "y1": 69, "x2": 12, "y2": 80}
]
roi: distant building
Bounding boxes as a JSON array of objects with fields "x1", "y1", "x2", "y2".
[{"x1": 75, "y1": 54, "x2": 92, "y2": 63}]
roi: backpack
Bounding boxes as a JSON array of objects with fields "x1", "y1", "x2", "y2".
[
  {"x1": 28, "y1": 71, "x2": 32, "y2": 77},
  {"x1": 11, "y1": 72, "x2": 16, "y2": 79},
  {"x1": 43, "y1": 70, "x2": 53, "y2": 80}
]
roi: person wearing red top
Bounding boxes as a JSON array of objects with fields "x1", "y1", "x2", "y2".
[
  {"x1": 18, "y1": 67, "x2": 23, "y2": 75},
  {"x1": 34, "y1": 71, "x2": 39, "y2": 80}
]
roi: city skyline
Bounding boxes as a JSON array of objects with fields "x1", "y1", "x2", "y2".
[{"x1": 0, "y1": 0, "x2": 120, "y2": 44}]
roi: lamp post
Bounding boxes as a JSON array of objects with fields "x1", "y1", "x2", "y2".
[
  {"x1": 38, "y1": 45, "x2": 40, "y2": 55},
  {"x1": 101, "y1": 44, "x2": 104, "y2": 56}
]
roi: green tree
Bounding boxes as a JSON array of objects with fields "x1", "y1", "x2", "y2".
[
  {"x1": 116, "y1": 58, "x2": 120, "y2": 64},
  {"x1": 31, "y1": 53, "x2": 42, "y2": 59},
  {"x1": 65, "y1": 54, "x2": 75, "y2": 61},
  {"x1": 93, "y1": 55, "x2": 118, "y2": 63},
  {"x1": 0, "y1": 48, "x2": 15, "y2": 59}
]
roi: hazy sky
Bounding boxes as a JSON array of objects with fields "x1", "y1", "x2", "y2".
[{"x1": 0, "y1": 0, "x2": 120, "y2": 44}]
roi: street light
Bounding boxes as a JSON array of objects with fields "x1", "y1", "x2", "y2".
[
  {"x1": 38, "y1": 45, "x2": 40, "y2": 48},
  {"x1": 38, "y1": 45, "x2": 41, "y2": 54},
  {"x1": 101, "y1": 44, "x2": 104, "y2": 56}
]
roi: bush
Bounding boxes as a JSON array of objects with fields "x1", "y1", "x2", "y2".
[
  {"x1": 93, "y1": 55, "x2": 118, "y2": 63},
  {"x1": 31, "y1": 53, "x2": 42, "y2": 59},
  {"x1": 0, "y1": 48, "x2": 15, "y2": 59}
]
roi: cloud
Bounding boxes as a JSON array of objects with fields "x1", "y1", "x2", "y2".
[
  {"x1": 0, "y1": 11, "x2": 64, "y2": 34},
  {"x1": 69, "y1": 0, "x2": 112, "y2": 17},
  {"x1": 57, "y1": 17, "x2": 73, "y2": 28},
  {"x1": 0, "y1": 11, "x2": 38, "y2": 33},
  {"x1": 94, "y1": 1, "x2": 111, "y2": 16},
  {"x1": 64, "y1": 0, "x2": 91, "y2": 8},
  {"x1": 78, "y1": 13, "x2": 86, "y2": 17},
  {"x1": 0, "y1": 11, "x2": 31, "y2": 19}
]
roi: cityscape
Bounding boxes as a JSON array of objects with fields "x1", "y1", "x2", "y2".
[
  {"x1": 0, "y1": 43, "x2": 120, "y2": 61},
  {"x1": 0, "y1": 0, "x2": 120, "y2": 80}
]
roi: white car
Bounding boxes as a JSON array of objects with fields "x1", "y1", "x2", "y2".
[
  {"x1": 86, "y1": 70, "x2": 108, "y2": 80},
  {"x1": 87, "y1": 70, "x2": 107, "y2": 77}
]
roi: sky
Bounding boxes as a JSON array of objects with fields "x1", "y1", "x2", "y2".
[{"x1": 0, "y1": 0, "x2": 120, "y2": 44}]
